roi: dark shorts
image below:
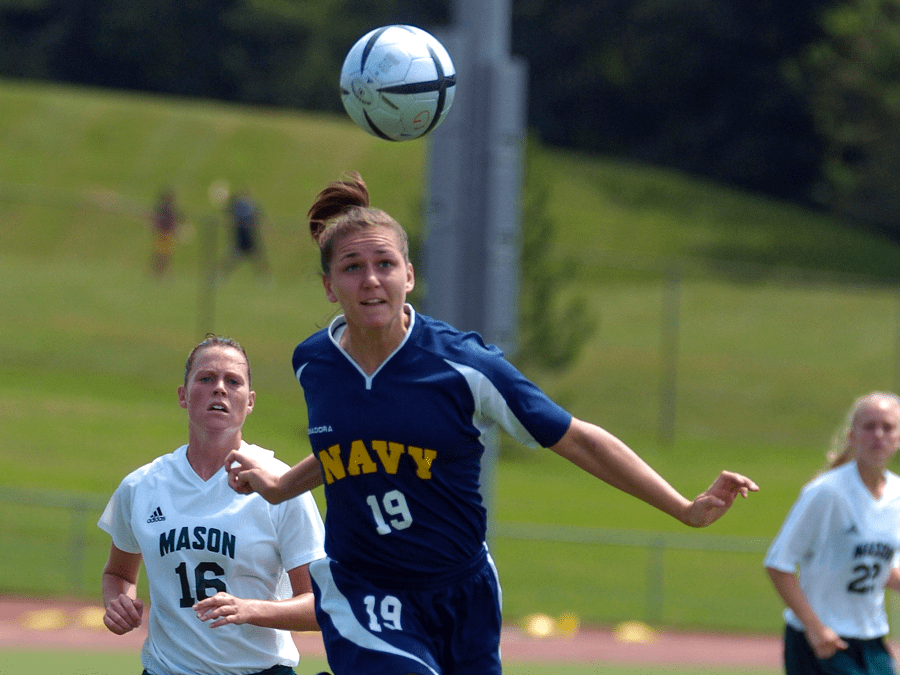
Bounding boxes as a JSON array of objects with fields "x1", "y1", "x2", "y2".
[
  {"x1": 236, "y1": 225, "x2": 256, "y2": 253},
  {"x1": 142, "y1": 666, "x2": 294, "y2": 675},
  {"x1": 784, "y1": 624, "x2": 898, "y2": 675},
  {"x1": 309, "y1": 551, "x2": 502, "y2": 675}
]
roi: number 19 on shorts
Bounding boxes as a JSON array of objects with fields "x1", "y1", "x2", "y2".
[{"x1": 364, "y1": 594, "x2": 403, "y2": 632}]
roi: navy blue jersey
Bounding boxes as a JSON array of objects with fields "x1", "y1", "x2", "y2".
[{"x1": 292, "y1": 306, "x2": 572, "y2": 582}]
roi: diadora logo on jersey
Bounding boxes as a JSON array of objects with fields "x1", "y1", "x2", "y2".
[
  {"x1": 317, "y1": 440, "x2": 436, "y2": 484},
  {"x1": 308, "y1": 425, "x2": 334, "y2": 435},
  {"x1": 147, "y1": 506, "x2": 166, "y2": 523}
]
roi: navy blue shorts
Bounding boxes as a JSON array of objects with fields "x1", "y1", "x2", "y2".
[
  {"x1": 142, "y1": 667, "x2": 294, "y2": 675},
  {"x1": 309, "y1": 549, "x2": 502, "y2": 675},
  {"x1": 784, "y1": 625, "x2": 898, "y2": 675}
]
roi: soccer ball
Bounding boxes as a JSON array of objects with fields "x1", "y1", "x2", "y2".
[{"x1": 340, "y1": 25, "x2": 456, "y2": 142}]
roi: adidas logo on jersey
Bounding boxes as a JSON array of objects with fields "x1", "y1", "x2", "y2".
[{"x1": 147, "y1": 506, "x2": 166, "y2": 523}]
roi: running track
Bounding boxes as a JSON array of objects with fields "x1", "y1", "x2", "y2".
[{"x1": 0, "y1": 595, "x2": 787, "y2": 667}]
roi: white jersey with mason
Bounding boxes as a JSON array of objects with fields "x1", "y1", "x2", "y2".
[
  {"x1": 764, "y1": 461, "x2": 900, "y2": 639},
  {"x1": 98, "y1": 441, "x2": 326, "y2": 675}
]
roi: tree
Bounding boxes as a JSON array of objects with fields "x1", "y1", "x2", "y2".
[
  {"x1": 516, "y1": 137, "x2": 594, "y2": 370},
  {"x1": 512, "y1": 0, "x2": 828, "y2": 202},
  {"x1": 794, "y1": 0, "x2": 900, "y2": 235},
  {"x1": 0, "y1": 0, "x2": 447, "y2": 110},
  {"x1": 0, "y1": 0, "x2": 837, "y2": 210}
]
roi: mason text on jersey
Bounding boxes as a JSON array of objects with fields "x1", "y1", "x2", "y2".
[{"x1": 159, "y1": 526, "x2": 236, "y2": 559}]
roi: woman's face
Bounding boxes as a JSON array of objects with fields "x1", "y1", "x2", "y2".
[
  {"x1": 323, "y1": 226, "x2": 414, "y2": 332},
  {"x1": 178, "y1": 345, "x2": 255, "y2": 433},
  {"x1": 850, "y1": 398, "x2": 900, "y2": 470}
]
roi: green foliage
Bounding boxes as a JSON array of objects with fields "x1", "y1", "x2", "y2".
[
  {"x1": 516, "y1": 138, "x2": 595, "y2": 369},
  {"x1": 0, "y1": 0, "x2": 448, "y2": 112},
  {"x1": 794, "y1": 0, "x2": 900, "y2": 230},
  {"x1": 513, "y1": 0, "x2": 824, "y2": 200},
  {"x1": 0, "y1": 0, "x2": 828, "y2": 207}
]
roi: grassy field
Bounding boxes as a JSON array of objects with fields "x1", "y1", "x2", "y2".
[
  {"x1": 4, "y1": 77, "x2": 900, "y2": 635},
  {"x1": 0, "y1": 649, "x2": 779, "y2": 675}
]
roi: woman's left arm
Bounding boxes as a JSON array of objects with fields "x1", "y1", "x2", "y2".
[
  {"x1": 887, "y1": 567, "x2": 900, "y2": 593},
  {"x1": 550, "y1": 417, "x2": 758, "y2": 527},
  {"x1": 193, "y1": 564, "x2": 319, "y2": 632}
]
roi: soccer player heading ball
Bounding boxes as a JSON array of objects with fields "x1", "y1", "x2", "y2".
[{"x1": 227, "y1": 172, "x2": 759, "y2": 675}]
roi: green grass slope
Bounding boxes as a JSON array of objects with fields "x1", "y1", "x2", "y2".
[{"x1": 4, "y1": 78, "x2": 900, "y2": 633}]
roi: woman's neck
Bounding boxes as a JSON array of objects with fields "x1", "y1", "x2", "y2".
[
  {"x1": 341, "y1": 307, "x2": 411, "y2": 375},
  {"x1": 855, "y1": 460, "x2": 888, "y2": 499},
  {"x1": 186, "y1": 431, "x2": 242, "y2": 481}
]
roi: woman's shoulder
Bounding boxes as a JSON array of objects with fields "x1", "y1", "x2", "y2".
[
  {"x1": 414, "y1": 311, "x2": 504, "y2": 361},
  {"x1": 292, "y1": 326, "x2": 333, "y2": 364},
  {"x1": 295, "y1": 325, "x2": 331, "y2": 349},
  {"x1": 239, "y1": 442, "x2": 291, "y2": 476},
  {"x1": 798, "y1": 462, "x2": 855, "y2": 500},
  {"x1": 115, "y1": 446, "x2": 186, "y2": 490},
  {"x1": 883, "y1": 469, "x2": 900, "y2": 495}
]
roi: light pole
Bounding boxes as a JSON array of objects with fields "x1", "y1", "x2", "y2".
[{"x1": 423, "y1": 0, "x2": 528, "y2": 536}]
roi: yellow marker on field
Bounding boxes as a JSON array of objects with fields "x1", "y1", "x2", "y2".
[
  {"x1": 521, "y1": 613, "x2": 556, "y2": 638},
  {"x1": 613, "y1": 619, "x2": 657, "y2": 644},
  {"x1": 76, "y1": 606, "x2": 108, "y2": 630},
  {"x1": 19, "y1": 608, "x2": 68, "y2": 630},
  {"x1": 556, "y1": 613, "x2": 580, "y2": 637}
]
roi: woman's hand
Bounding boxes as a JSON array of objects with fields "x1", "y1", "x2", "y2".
[
  {"x1": 806, "y1": 624, "x2": 849, "y2": 660},
  {"x1": 227, "y1": 450, "x2": 324, "y2": 503},
  {"x1": 103, "y1": 593, "x2": 144, "y2": 635},
  {"x1": 193, "y1": 565, "x2": 319, "y2": 632},
  {"x1": 225, "y1": 449, "x2": 282, "y2": 501},
  {"x1": 194, "y1": 592, "x2": 258, "y2": 629},
  {"x1": 684, "y1": 471, "x2": 759, "y2": 527}
]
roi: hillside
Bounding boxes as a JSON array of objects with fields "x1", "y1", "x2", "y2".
[
  {"x1": 5, "y1": 74, "x2": 900, "y2": 508},
  {"x1": 4, "y1": 78, "x2": 900, "y2": 631}
]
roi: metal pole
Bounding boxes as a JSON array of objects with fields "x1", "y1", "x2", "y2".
[
  {"x1": 659, "y1": 265, "x2": 681, "y2": 447},
  {"x1": 426, "y1": 0, "x2": 526, "y2": 354},
  {"x1": 645, "y1": 538, "x2": 666, "y2": 624},
  {"x1": 894, "y1": 289, "x2": 900, "y2": 393},
  {"x1": 70, "y1": 502, "x2": 88, "y2": 595},
  {"x1": 425, "y1": 0, "x2": 527, "y2": 543},
  {"x1": 196, "y1": 214, "x2": 218, "y2": 337}
]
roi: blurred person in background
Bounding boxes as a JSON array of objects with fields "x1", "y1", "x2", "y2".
[
  {"x1": 225, "y1": 171, "x2": 759, "y2": 675},
  {"x1": 150, "y1": 188, "x2": 181, "y2": 278},
  {"x1": 222, "y1": 188, "x2": 270, "y2": 282},
  {"x1": 765, "y1": 392, "x2": 900, "y2": 675},
  {"x1": 98, "y1": 335, "x2": 325, "y2": 675}
]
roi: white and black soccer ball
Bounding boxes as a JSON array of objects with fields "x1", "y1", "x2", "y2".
[{"x1": 340, "y1": 25, "x2": 456, "y2": 142}]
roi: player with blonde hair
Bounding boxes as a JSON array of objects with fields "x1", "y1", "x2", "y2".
[{"x1": 766, "y1": 392, "x2": 900, "y2": 675}]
